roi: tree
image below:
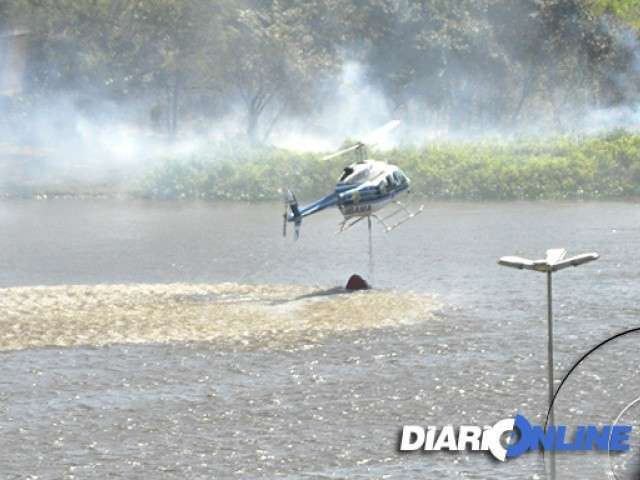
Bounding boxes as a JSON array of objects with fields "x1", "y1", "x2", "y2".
[
  {"x1": 223, "y1": 1, "x2": 338, "y2": 143},
  {"x1": 130, "y1": 0, "x2": 231, "y2": 137}
]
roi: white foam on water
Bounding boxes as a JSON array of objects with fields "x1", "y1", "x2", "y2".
[{"x1": 0, "y1": 283, "x2": 440, "y2": 351}]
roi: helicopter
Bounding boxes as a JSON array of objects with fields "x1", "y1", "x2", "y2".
[{"x1": 283, "y1": 120, "x2": 423, "y2": 239}]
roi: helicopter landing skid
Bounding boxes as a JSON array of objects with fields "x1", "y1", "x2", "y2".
[
  {"x1": 336, "y1": 201, "x2": 424, "y2": 234},
  {"x1": 373, "y1": 201, "x2": 424, "y2": 232}
]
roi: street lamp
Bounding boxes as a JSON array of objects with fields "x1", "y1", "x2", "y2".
[{"x1": 498, "y1": 248, "x2": 599, "y2": 480}]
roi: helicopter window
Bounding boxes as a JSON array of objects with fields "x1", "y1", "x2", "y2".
[
  {"x1": 349, "y1": 169, "x2": 369, "y2": 183},
  {"x1": 386, "y1": 175, "x2": 394, "y2": 187},
  {"x1": 339, "y1": 167, "x2": 354, "y2": 181}
]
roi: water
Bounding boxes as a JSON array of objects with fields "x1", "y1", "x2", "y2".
[{"x1": 0, "y1": 199, "x2": 639, "y2": 479}]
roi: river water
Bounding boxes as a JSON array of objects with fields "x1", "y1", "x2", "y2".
[{"x1": 0, "y1": 199, "x2": 639, "y2": 479}]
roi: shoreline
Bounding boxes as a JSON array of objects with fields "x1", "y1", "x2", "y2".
[{"x1": 4, "y1": 130, "x2": 640, "y2": 202}]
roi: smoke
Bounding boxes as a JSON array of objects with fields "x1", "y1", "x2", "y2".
[
  {"x1": 267, "y1": 60, "x2": 491, "y2": 151},
  {"x1": 2, "y1": 55, "x2": 639, "y2": 193},
  {"x1": 578, "y1": 16, "x2": 640, "y2": 134},
  {"x1": 4, "y1": 5, "x2": 640, "y2": 193},
  {"x1": 270, "y1": 61, "x2": 397, "y2": 151},
  {"x1": 0, "y1": 93, "x2": 205, "y2": 189}
]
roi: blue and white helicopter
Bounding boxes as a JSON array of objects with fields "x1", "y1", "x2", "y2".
[{"x1": 283, "y1": 120, "x2": 423, "y2": 239}]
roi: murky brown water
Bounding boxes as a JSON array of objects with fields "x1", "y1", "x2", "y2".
[{"x1": 0, "y1": 199, "x2": 639, "y2": 479}]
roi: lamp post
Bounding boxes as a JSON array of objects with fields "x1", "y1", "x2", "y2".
[{"x1": 498, "y1": 249, "x2": 599, "y2": 480}]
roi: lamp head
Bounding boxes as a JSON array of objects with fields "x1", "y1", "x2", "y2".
[{"x1": 498, "y1": 250, "x2": 598, "y2": 273}]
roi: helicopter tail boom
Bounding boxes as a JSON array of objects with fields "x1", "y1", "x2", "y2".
[{"x1": 283, "y1": 190, "x2": 339, "y2": 240}]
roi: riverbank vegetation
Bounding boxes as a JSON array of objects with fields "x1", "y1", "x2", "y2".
[{"x1": 139, "y1": 131, "x2": 640, "y2": 201}]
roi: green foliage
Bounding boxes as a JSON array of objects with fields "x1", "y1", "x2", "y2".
[
  {"x1": 139, "y1": 141, "x2": 338, "y2": 200},
  {"x1": 590, "y1": 0, "x2": 640, "y2": 28},
  {"x1": 139, "y1": 133, "x2": 640, "y2": 201}
]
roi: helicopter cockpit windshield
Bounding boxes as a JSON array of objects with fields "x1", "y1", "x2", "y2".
[
  {"x1": 339, "y1": 167, "x2": 354, "y2": 182},
  {"x1": 338, "y1": 164, "x2": 371, "y2": 184}
]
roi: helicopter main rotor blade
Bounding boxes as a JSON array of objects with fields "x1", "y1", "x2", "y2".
[
  {"x1": 321, "y1": 120, "x2": 401, "y2": 161},
  {"x1": 360, "y1": 120, "x2": 400, "y2": 146},
  {"x1": 321, "y1": 143, "x2": 363, "y2": 161}
]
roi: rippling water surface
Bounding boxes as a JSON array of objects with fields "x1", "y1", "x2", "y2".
[{"x1": 0, "y1": 199, "x2": 639, "y2": 479}]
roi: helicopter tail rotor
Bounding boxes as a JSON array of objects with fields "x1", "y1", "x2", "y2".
[{"x1": 283, "y1": 190, "x2": 302, "y2": 239}]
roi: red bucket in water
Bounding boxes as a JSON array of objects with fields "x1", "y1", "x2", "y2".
[{"x1": 345, "y1": 274, "x2": 370, "y2": 291}]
